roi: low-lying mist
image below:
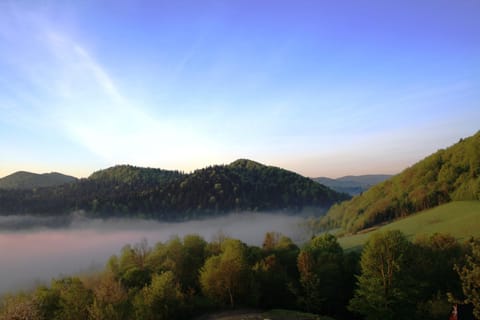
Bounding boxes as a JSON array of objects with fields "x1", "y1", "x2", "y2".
[{"x1": 0, "y1": 212, "x2": 308, "y2": 294}]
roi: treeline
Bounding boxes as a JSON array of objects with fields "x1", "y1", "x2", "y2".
[
  {"x1": 322, "y1": 131, "x2": 480, "y2": 233},
  {"x1": 0, "y1": 160, "x2": 349, "y2": 219},
  {"x1": 1, "y1": 230, "x2": 479, "y2": 320}
]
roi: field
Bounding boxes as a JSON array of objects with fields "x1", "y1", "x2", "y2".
[{"x1": 338, "y1": 201, "x2": 480, "y2": 251}]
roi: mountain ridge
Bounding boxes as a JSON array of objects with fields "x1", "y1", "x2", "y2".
[
  {"x1": 313, "y1": 174, "x2": 392, "y2": 196},
  {"x1": 0, "y1": 171, "x2": 77, "y2": 190},
  {"x1": 0, "y1": 159, "x2": 350, "y2": 219}
]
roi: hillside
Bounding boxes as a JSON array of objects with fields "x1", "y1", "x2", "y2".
[
  {"x1": 0, "y1": 171, "x2": 77, "y2": 189},
  {"x1": 314, "y1": 175, "x2": 392, "y2": 196},
  {"x1": 321, "y1": 131, "x2": 480, "y2": 233},
  {"x1": 0, "y1": 159, "x2": 349, "y2": 219},
  {"x1": 338, "y1": 201, "x2": 480, "y2": 251},
  {"x1": 89, "y1": 164, "x2": 184, "y2": 186}
]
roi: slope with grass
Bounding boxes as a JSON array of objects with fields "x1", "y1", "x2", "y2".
[
  {"x1": 338, "y1": 201, "x2": 480, "y2": 251},
  {"x1": 322, "y1": 131, "x2": 480, "y2": 233}
]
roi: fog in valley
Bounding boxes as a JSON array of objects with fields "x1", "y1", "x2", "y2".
[{"x1": 0, "y1": 213, "x2": 307, "y2": 294}]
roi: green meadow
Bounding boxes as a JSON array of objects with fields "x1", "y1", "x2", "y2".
[{"x1": 338, "y1": 201, "x2": 480, "y2": 251}]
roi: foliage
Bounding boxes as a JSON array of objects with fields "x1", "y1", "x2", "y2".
[
  {"x1": 297, "y1": 234, "x2": 345, "y2": 315},
  {"x1": 348, "y1": 230, "x2": 417, "y2": 320},
  {"x1": 1, "y1": 231, "x2": 475, "y2": 320},
  {"x1": 322, "y1": 131, "x2": 480, "y2": 233},
  {"x1": 88, "y1": 272, "x2": 129, "y2": 320},
  {"x1": 456, "y1": 240, "x2": 480, "y2": 319},
  {"x1": 0, "y1": 294, "x2": 40, "y2": 320},
  {"x1": 0, "y1": 171, "x2": 77, "y2": 190},
  {"x1": 254, "y1": 233, "x2": 299, "y2": 309},
  {"x1": 133, "y1": 271, "x2": 184, "y2": 320},
  {"x1": 199, "y1": 239, "x2": 251, "y2": 307},
  {"x1": 0, "y1": 159, "x2": 348, "y2": 219}
]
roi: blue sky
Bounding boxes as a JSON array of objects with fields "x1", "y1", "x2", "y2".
[{"x1": 0, "y1": 0, "x2": 479, "y2": 178}]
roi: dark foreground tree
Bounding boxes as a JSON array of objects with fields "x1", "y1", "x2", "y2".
[{"x1": 456, "y1": 240, "x2": 480, "y2": 319}]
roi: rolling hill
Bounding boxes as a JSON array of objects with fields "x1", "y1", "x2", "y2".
[
  {"x1": 0, "y1": 159, "x2": 349, "y2": 219},
  {"x1": 314, "y1": 175, "x2": 392, "y2": 196},
  {"x1": 338, "y1": 201, "x2": 480, "y2": 251},
  {"x1": 0, "y1": 171, "x2": 77, "y2": 189},
  {"x1": 321, "y1": 130, "x2": 480, "y2": 233}
]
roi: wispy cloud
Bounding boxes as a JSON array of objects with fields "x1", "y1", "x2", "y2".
[
  {"x1": 0, "y1": 6, "x2": 222, "y2": 171},
  {"x1": 41, "y1": 31, "x2": 220, "y2": 168}
]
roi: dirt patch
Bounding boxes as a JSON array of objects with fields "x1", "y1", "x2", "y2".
[
  {"x1": 193, "y1": 309, "x2": 323, "y2": 320},
  {"x1": 193, "y1": 309, "x2": 265, "y2": 320}
]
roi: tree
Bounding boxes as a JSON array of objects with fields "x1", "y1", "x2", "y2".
[
  {"x1": 253, "y1": 233, "x2": 298, "y2": 309},
  {"x1": 456, "y1": 240, "x2": 480, "y2": 319},
  {"x1": 88, "y1": 272, "x2": 129, "y2": 320},
  {"x1": 348, "y1": 230, "x2": 416, "y2": 320},
  {"x1": 0, "y1": 294, "x2": 40, "y2": 320},
  {"x1": 413, "y1": 233, "x2": 464, "y2": 320},
  {"x1": 133, "y1": 271, "x2": 184, "y2": 320},
  {"x1": 116, "y1": 240, "x2": 152, "y2": 289},
  {"x1": 199, "y1": 239, "x2": 251, "y2": 307},
  {"x1": 297, "y1": 234, "x2": 345, "y2": 315}
]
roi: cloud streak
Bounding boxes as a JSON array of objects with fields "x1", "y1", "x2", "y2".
[{"x1": 0, "y1": 7, "x2": 223, "y2": 171}]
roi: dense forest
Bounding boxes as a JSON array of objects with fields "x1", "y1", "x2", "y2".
[
  {"x1": 0, "y1": 172, "x2": 77, "y2": 190},
  {"x1": 0, "y1": 159, "x2": 349, "y2": 219},
  {"x1": 1, "y1": 230, "x2": 478, "y2": 320},
  {"x1": 321, "y1": 131, "x2": 480, "y2": 233}
]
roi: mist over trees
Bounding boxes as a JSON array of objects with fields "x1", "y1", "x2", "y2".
[
  {"x1": 0, "y1": 160, "x2": 349, "y2": 220},
  {"x1": 1, "y1": 230, "x2": 477, "y2": 320}
]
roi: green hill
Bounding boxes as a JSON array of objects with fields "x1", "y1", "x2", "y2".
[
  {"x1": 0, "y1": 159, "x2": 349, "y2": 218},
  {"x1": 0, "y1": 171, "x2": 77, "y2": 189},
  {"x1": 322, "y1": 131, "x2": 480, "y2": 233},
  {"x1": 314, "y1": 174, "x2": 392, "y2": 196},
  {"x1": 338, "y1": 201, "x2": 480, "y2": 251},
  {"x1": 89, "y1": 164, "x2": 184, "y2": 185}
]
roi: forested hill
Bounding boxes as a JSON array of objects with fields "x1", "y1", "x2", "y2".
[
  {"x1": 322, "y1": 131, "x2": 480, "y2": 233},
  {"x1": 0, "y1": 171, "x2": 77, "y2": 189},
  {"x1": 0, "y1": 159, "x2": 349, "y2": 219},
  {"x1": 89, "y1": 165, "x2": 185, "y2": 186}
]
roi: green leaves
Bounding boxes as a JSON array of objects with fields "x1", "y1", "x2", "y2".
[
  {"x1": 456, "y1": 240, "x2": 480, "y2": 319},
  {"x1": 348, "y1": 230, "x2": 416, "y2": 320}
]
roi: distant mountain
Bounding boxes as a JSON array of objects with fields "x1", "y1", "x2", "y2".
[
  {"x1": 0, "y1": 159, "x2": 349, "y2": 219},
  {"x1": 314, "y1": 175, "x2": 392, "y2": 196},
  {"x1": 321, "y1": 131, "x2": 480, "y2": 233},
  {"x1": 0, "y1": 171, "x2": 77, "y2": 190}
]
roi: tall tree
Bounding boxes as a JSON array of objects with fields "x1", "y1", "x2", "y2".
[
  {"x1": 199, "y1": 239, "x2": 251, "y2": 307},
  {"x1": 348, "y1": 230, "x2": 416, "y2": 320},
  {"x1": 297, "y1": 234, "x2": 345, "y2": 315}
]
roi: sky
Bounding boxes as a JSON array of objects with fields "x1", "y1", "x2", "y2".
[{"x1": 0, "y1": 0, "x2": 479, "y2": 178}]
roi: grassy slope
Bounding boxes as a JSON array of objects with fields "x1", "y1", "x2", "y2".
[
  {"x1": 338, "y1": 201, "x2": 480, "y2": 251},
  {"x1": 323, "y1": 131, "x2": 480, "y2": 233}
]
